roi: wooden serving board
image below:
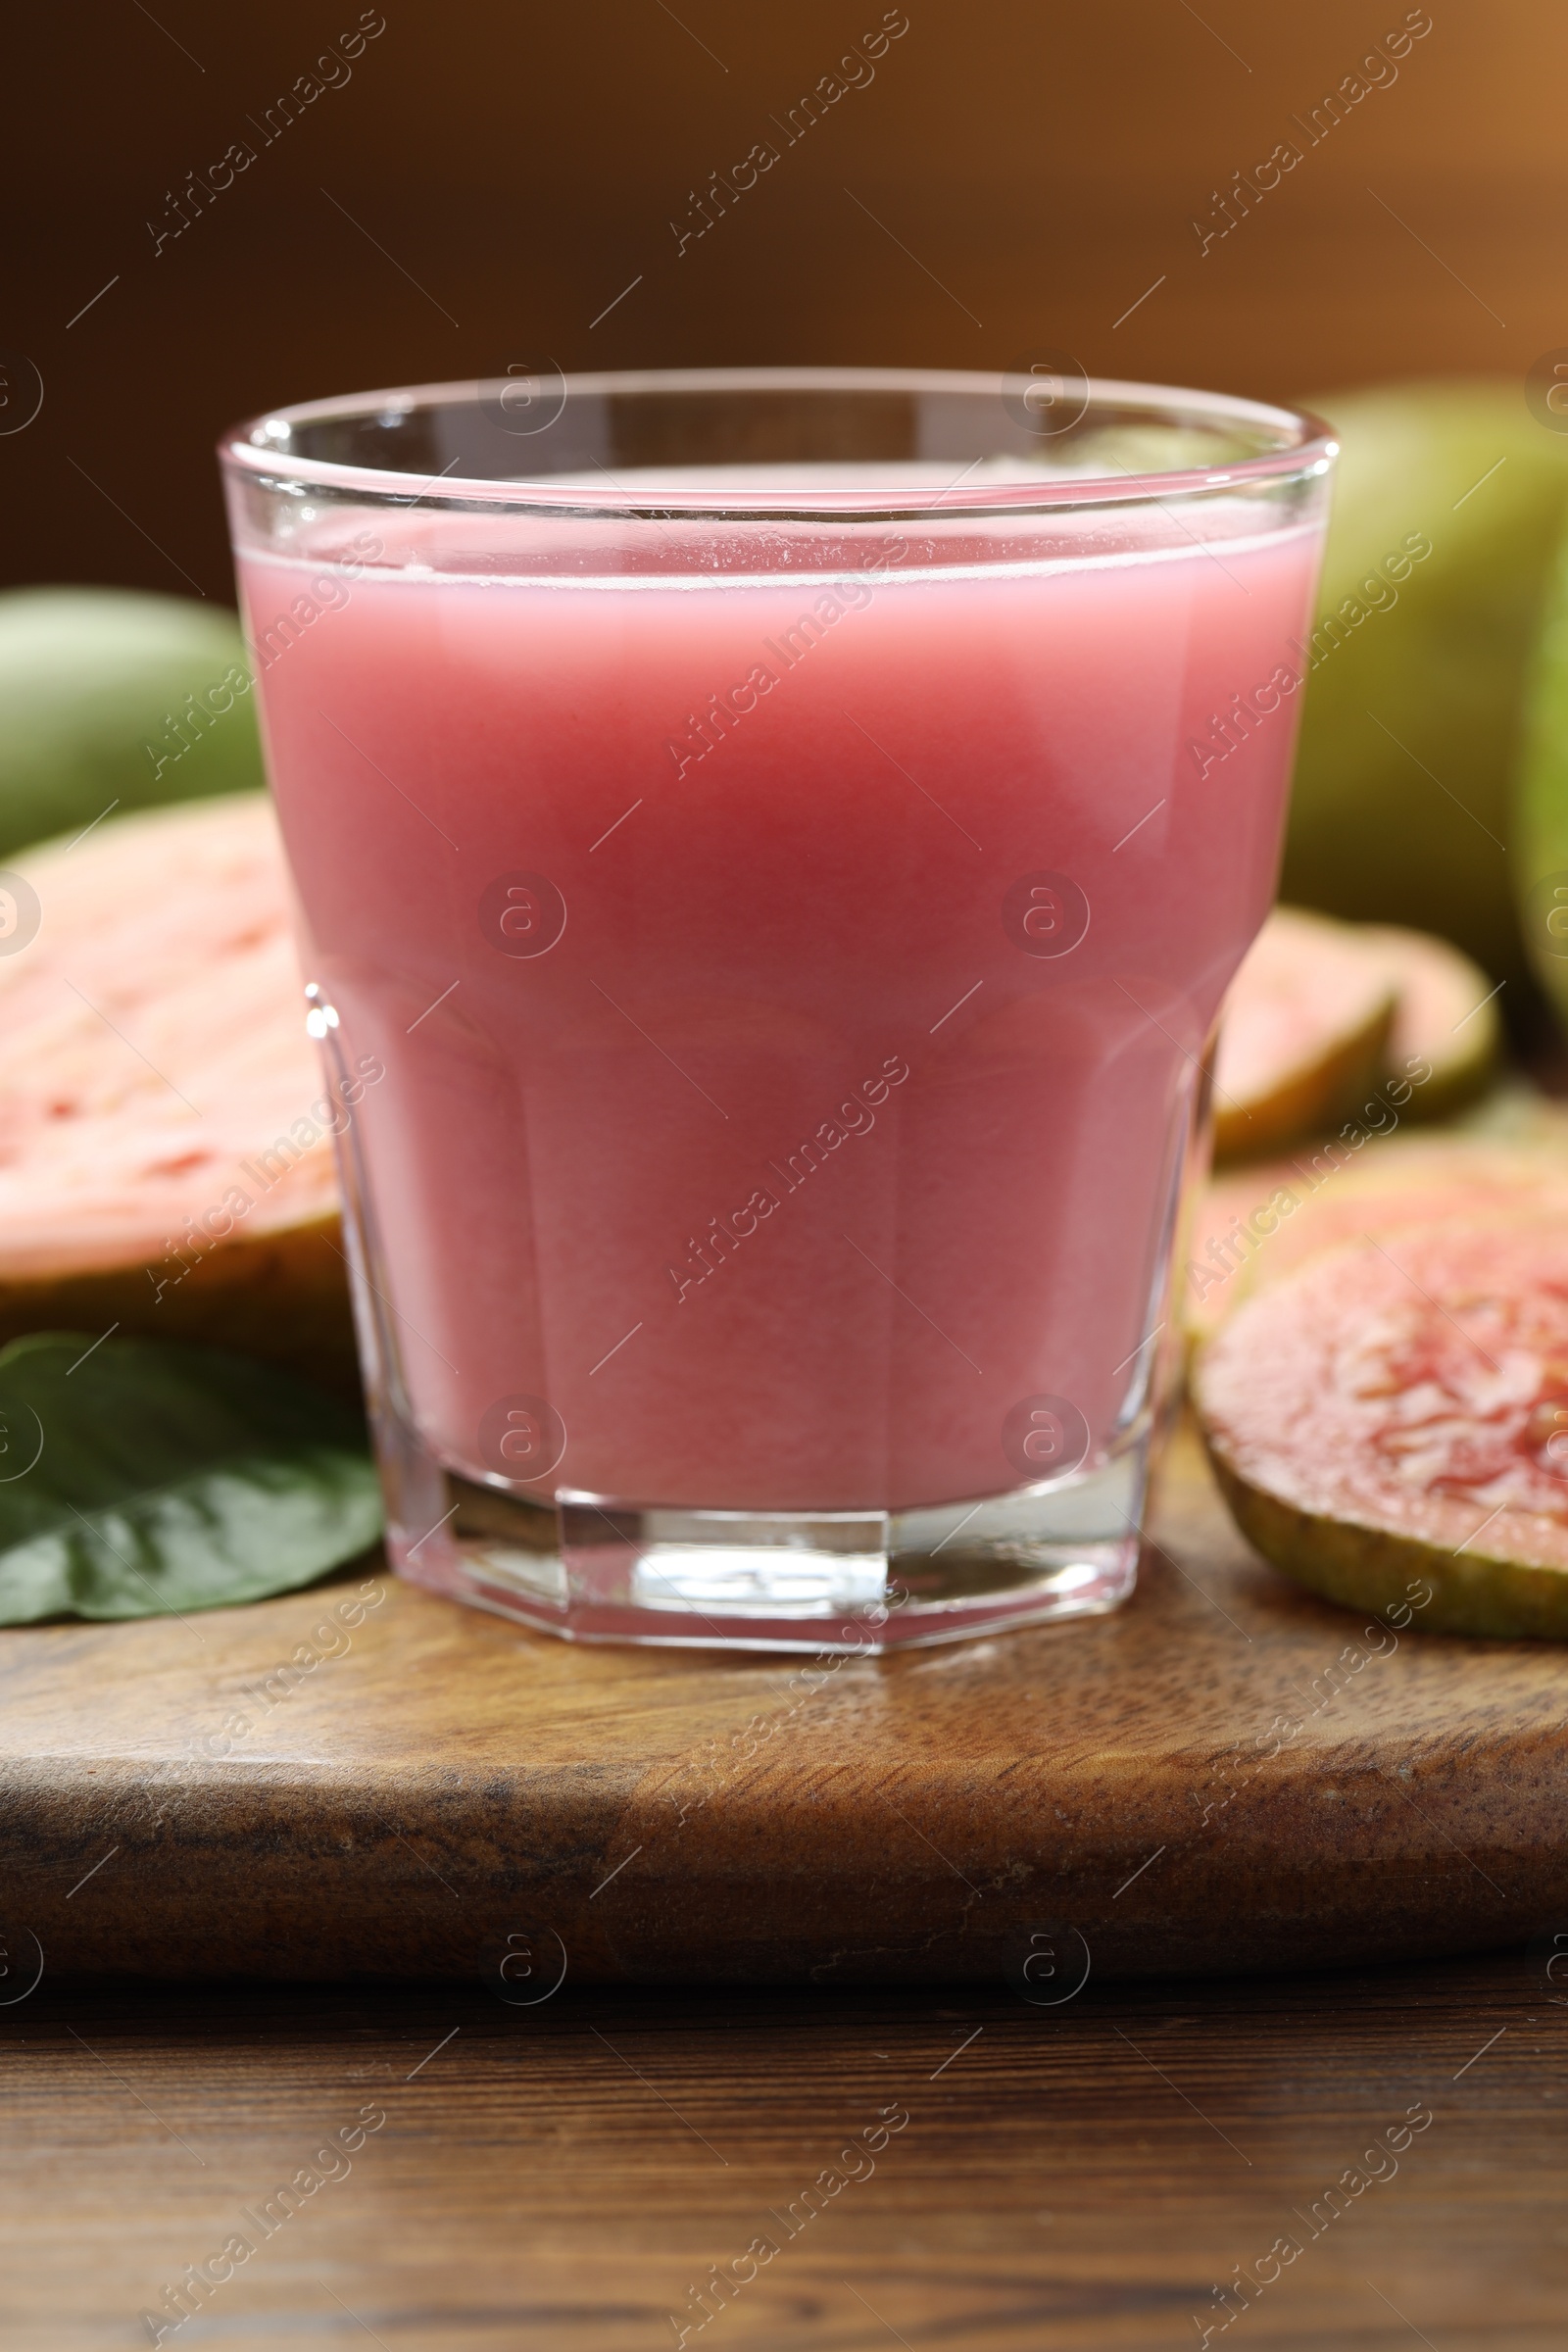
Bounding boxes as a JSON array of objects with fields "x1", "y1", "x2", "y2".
[{"x1": 3, "y1": 1422, "x2": 1564, "y2": 1985}]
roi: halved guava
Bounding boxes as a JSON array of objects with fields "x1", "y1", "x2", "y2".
[
  {"x1": 0, "y1": 794, "x2": 356, "y2": 1387},
  {"x1": 1360, "y1": 922, "x2": 1500, "y2": 1121},
  {"x1": 1196, "y1": 1211, "x2": 1568, "y2": 1636},
  {"x1": 1213, "y1": 906, "x2": 1396, "y2": 1163}
]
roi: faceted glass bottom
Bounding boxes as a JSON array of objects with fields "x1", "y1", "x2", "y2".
[{"x1": 382, "y1": 1405, "x2": 1147, "y2": 1650}]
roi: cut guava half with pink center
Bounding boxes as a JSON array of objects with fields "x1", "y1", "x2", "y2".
[
  {"x1": 1359, "y1": 920, "x2": 1500, "y2": 1121},
  {"x1": 0, "y1": 793, "x2": 356, "y2": 1386},
  {"x1": 1195, "y1": 1210, "x2": 1568, "y2": 1636},
  {"x1": 1211, "y1": 907, "x2": 1499, "y2": 1165},
  {"x1": 1213, "y1": 906, "x2": 1396, "y2": 1163}
]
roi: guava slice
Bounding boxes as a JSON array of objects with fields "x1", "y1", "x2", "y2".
[
  {"x1": 1195, "y1": 1212, "x2": 1568, "y2": 1636},
  {"x1": 1213, "y1": 906, "x2": 1396, "y2": 1163},
  {"x1": 0, "y1": 794, "x2": 355, "y2": 1387},
  {"x1": 0, "y1": 588, "x2": 264, "y2": 858}
]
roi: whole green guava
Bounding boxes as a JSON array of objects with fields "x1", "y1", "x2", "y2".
[
  {"x1": 1512, "y1": 520, "x2": 1568, "y2": 1031},
  {"x1": 1283, "y1": 380, "x2": 1568, "y2": 992},
  {"x1": 0, "y1": 587, "x2": 263, "y2": 857}
]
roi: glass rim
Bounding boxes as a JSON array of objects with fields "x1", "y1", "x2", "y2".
[{"x1": 219, "y1": 367, "x2": 1337, "y2": 521}]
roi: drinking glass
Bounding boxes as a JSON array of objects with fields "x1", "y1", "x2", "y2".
[{"x1": 220, "y1": 368, "x2": 1333, "y2": 1649}]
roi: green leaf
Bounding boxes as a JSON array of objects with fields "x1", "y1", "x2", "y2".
[{"x1": 0, "y1": 1332, "x2": 382, "y2": 1623}]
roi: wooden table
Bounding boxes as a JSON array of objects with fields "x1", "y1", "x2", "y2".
[
  {"x1": 6, "y1": 1429, "x2": 1567, "y2": 2346},
  {"x1": 1, "y1": 1951, "x2": 1562, "y2": 2350}
]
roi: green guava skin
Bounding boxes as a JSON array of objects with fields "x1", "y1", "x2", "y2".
[
  {"x1": 1284, "y1": 381, "x2": 1568, "y2": 993},
  {"x1": 0, "y1": 588, "x2": 263, "y2": 858},
  {"x1": 1513, "y1": 521, "x2": 1568, "y2": 1034}
]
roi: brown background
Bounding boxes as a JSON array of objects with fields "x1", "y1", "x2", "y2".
[{"x1": 5, "y1": 0, "x2": 1560, "y2": 605}]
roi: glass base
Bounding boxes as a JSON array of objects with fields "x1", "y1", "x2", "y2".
[{"x1": 384, "y1": 1409, "x2": 1146, "y2": 1650}]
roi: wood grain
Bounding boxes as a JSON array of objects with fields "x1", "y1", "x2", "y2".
[
  {"x1": 2, "y1": 1423, "x2": 1564, "y2": 1984},
  {"x1": 0, "y1": 1953, "x2": 1563, "y2": 2351}
]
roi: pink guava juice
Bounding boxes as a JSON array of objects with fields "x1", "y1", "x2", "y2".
[{"x1": 237, "y1": 485, "x2": 1322, "y2": 1516}]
